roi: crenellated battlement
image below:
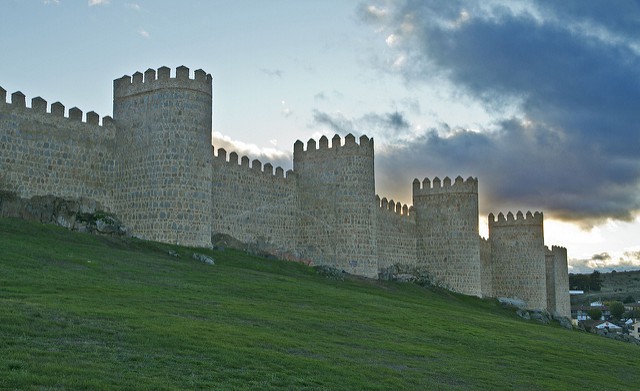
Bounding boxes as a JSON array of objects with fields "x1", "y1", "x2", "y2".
[
  {"x1": 488, "y1": 211, "x2": 543, "y2": 226},
  {"x1": 375, "y1": 195, "x2": 412, "y2": 217},
  {"x1": 293, "y1": 133, "x2": 374, "y2": 160},
  {"x1": 212, "y1": 147, "x2": 293, "y2": 180},
  {"x1": 412, "y1": 175, "x2": 477, "y2": 196},
  {"x1": 113, "y1": 65, "x2": 212, "y2": 99},
  {"x1": 0, "y1": 87, "x2": 114, "y2": 128}
]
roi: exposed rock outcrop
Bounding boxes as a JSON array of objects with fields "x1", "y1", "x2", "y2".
[{"x1": 0, "y1": 192, "x2": 126, "y2": 236}]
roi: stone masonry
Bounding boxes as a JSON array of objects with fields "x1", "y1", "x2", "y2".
[{"x1": 0, "y1": 65, "x2": 571, "y2": 316}]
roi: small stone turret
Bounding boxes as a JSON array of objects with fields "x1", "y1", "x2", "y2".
[
  {"x1": 112, "y1": 66, "x2": 213, "y2": 246},
  {"x1": 488, "y1": 211, "x2": 546, "y2": 309},
  {"x1": 412, "y1": 176, "x2": 482, "y2": 296},
  {"x1": 546, "y1": 245, "x2": 570, "y2": 317}
]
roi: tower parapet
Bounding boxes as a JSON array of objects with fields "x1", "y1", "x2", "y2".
[
  {"x1": 488, "y1": 211, "x2": 543, "y2": 226},
  {"x1": 412, "y1": 175, "x2": 481, "y2": 296},
  {"x1": 293, "y1": 133, "x2": 373, "y2": 163},
  {"x1": 412, "y1": 176, "x2": 477, "y2": 196},
  {"x1": 114, "y1": 66, "x2": 212, "y2": 99},
  {"x1": 489, "y1": 210, "x2": 547, "y2": 310}
]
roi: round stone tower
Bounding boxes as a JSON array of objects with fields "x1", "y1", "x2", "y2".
[
  {"x1": 412, "y1": 176, "x2": 481, "y2": 296},
  {"x1": 293, "y1": 134, "x2": 378, "y2": 277},
  {"x1": 112, "y1": 66, "x2": 213, "y2": 246},
  {"x1": 488, "y1": 211, "x2": 547, "y2": 309}
]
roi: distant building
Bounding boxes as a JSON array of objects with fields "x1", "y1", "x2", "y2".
[
  {"x1": 624, "y1": 302, "x2": 640, "y2": 312},
  {"x1": 630, "y1": 322, "x2": 640, "y2": 340},
  {"x1": 571, "y1": 304, "x2": 610, "y2": 321},
  {"x1": 591, "y1": 320, "x2": 622, "y2": 332}
]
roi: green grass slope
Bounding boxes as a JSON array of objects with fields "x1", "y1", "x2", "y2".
[{"x1": 1, "y1": 217, "x2": 638, "y2": 390}]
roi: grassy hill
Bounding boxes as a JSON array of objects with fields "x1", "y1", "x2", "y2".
[{"x1": 1, "y1": 217, "x2": 639, "y2": 390}]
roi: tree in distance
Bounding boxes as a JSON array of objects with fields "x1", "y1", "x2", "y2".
[
  {"x1": 588, "y1": 308, "x2": 603, "y2": 321},
  {"x1": 608, "y1": 301, "x2": 625, "y2": 320}
]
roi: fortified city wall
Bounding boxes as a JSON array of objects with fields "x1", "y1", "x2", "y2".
[
  {"x1": 375, "y1": 196, "x2": 416, "y2": 272},
  {"x1": 0, "y1": 65, "x2": 571, "y2": 317},
  {"x1": 210, "y1": 148, "x2": 298, "y2": 257},
  {"x1": 0, "y1": 88, "x2": 115, "y2": 209}
]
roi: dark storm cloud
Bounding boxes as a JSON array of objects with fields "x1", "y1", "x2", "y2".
[
  {"x1": 592, "y1": 253, "x2": 612, "y2": 261},
  {"x1": 382, "y1": 111, "x2": 410, "y2": 130},
  {"x1": 358, "y1": 0, "x2": 640, "y2": 224},
  {"x1": 313, "y1": 109, "x2": 411, "y2": 137},
  {"x1": 312, "y1": 110, "x2": 355, "y2": 135},
  {"x1": 536, "y1": 0, "x2": 640, "y2": 38}
]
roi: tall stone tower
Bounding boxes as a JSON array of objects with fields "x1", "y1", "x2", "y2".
[
  {"x1": 293, "y1": 134, "x2": 378, "y2": 277},
  {"x1": 489, "y1": 211, "x2": 547, "y2": 309},
  {"x1": 412, "y1": 176, "x2": 482, "y2": 296},
  {"x1": 546, "y1": 246, "x2": 571, "y2": 317},
  {"x1": 112, "y1": 66, "x2": 213, "y2": 247}
]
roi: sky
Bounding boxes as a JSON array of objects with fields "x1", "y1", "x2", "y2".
[{"x1": 1, "y1": 0, "x2": 639, "y2": 273}]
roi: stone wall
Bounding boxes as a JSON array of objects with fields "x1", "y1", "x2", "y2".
[
  {"x1": 479, "y1": 237, "x2": 493, "y2": 297},
  {"x1": 0, "y1": 88, "x2": 115, "y2": 209},
  {"x1": 210, "y1": 147, "x2": 298, "y2": 256},
  {"x1": 375, "y1": 197, "x2": 416, "y2": 271},
  {"x1": 489, "y1": 211, "x2": 547, "y2": 309},
  {"x1": 112, "y1": 66, "x2": 213, "y2": 247},
  {"x1": 413, "y1": 176, "x2": 482, "y2": 296}
]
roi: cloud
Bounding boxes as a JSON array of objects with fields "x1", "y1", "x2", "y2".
[
  {"x1": 312, "y1": 110, "x2": 356, "y2": 135},
  {"x1": 43, "y1": 0, "x2": 60, "y2": 5},
  {"x1": 569, "y1": 250, "x2": 640, "y2": 274},
  {"x1": 313, "y1": 90, "x2": 344, "y2": 102},
  {"x1": 624, "y1": 251, "x2": 640, "y2": 261},
  {"x1": 88, "y1": 0, "x2": 110, "y2": 6},
  {"x1": 312, "y1": 109, "x2": 412, "y2": 142},
  {"x1": 137, "y1": 28, "x2": 150, "y2": 39},
  {"x1": 261, "y1": 68, "x2": 284, "y2": 78},
  {"x1": 591, "y1": 253, "x2": 612, "y2": 261},
  {"x1": 281, "y1": 101, "x2": 293, "y2": 118},
  {"x1": 358, "y1": 0, "x2": 640, "y2": 225},
  {"x1": 212, "y1": 131, "x2": 291, "y2": 171},
  {"x1": 125, "y1": 2, "x2": 141, "y2": 11}
]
